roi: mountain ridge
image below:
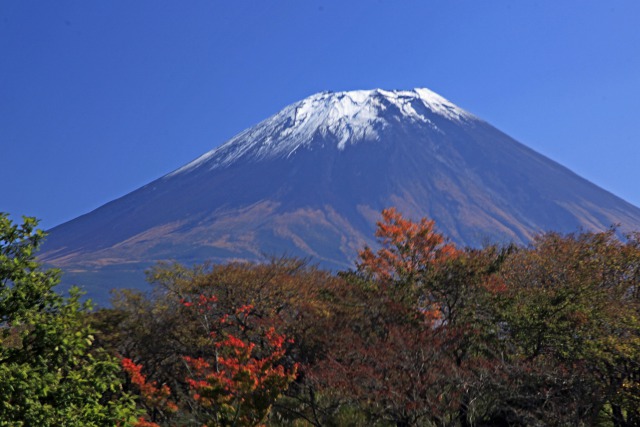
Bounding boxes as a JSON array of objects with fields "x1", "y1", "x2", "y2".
[{"x1": 39, "y1": 87, "x2": 640, "y2": 302}]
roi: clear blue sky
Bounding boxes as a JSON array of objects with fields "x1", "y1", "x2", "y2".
[{"x1": 2, "y1": 1, "x2": 639, "y2": 229}]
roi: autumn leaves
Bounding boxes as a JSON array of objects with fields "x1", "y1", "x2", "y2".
[{"x1": 104, "y1": 210, "x2": 640, "y2": 426}]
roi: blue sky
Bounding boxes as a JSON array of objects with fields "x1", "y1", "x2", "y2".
[{"x1": 2, "y1": 1, "x2": 639, "y2": 229}]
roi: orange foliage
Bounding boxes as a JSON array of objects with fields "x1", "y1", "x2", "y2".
[
  {"x1": 358, "y1": 207, "x2": 458, "y2": 283},
  {"x1": 121, "y1": 358, "x2": 178, "y2": 420}
]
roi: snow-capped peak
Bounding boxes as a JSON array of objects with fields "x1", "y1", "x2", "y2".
[{"x1": 168, "y1": 88, "x2": 475, "y2": 176}]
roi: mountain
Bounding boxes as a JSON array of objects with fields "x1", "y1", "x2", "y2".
[{"x1": 40, "y1": 88, "x2": 640, "y2": 303}]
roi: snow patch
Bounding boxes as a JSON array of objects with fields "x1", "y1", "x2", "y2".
[{"x1": 167, "y1": 88, "x2": 476, "y2": 177}]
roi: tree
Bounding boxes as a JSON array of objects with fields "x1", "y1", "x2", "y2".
[
  {"x1": 118, "y1": 293, "x2": 298, "y2": 427},
  {"x1": 0, "y1": 214, "x2": 138, "y2": 426},
  {"x1": 493, "y1": 230, "x2": 640, "y2": 426},
  {"x1": 312, "y1": 209, "x2": 508, "y2": 427},
  {"x1": 120, "y1": 357, "x2": 177, "y2": 427},
  {"x1": 98, "y1": 258, "x2": 327, "y2": 425},
  {"x1": 182, "y1": 297, "x2": 298, "y2": 427},
  {"x1": 358, "y1": 207, "x2": 458, "y2": 287}
]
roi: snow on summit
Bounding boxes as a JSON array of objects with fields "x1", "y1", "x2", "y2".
[{"x1": 169, "y1": 88, "x2": 476, "y2": 176}]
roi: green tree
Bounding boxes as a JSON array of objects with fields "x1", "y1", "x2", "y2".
[
  {"x1": 0, "y1": 214, "x2": 138, "y2": 426},
  {"x1": 494, "y1": 230, "x2": 640, "y2": 426}
]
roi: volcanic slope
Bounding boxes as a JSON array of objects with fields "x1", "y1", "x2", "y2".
[{"x1": 40, "y1": 88, "x2": 640, "y2": 300}]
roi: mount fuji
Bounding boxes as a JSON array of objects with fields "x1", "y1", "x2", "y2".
[{"x1": 40, "y1": 88, "x2": 640, "y2": 301}]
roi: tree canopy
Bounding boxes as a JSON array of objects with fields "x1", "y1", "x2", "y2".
[{"x1": 4, "y1": 210, "x2": 640, "y2": 426}]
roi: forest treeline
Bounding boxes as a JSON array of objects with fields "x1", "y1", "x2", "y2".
[{"x1": 1, "y1": 209, "x2": 640, "y2": 426}]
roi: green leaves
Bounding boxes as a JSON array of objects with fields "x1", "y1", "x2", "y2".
[
  {"x1": 492, "y1": 230, "x2": 640, "y2": 424},
  {"x1": 0, "y1": 214, "x2": 139, "y2": 426}
]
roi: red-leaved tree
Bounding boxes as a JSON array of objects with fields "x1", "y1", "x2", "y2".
[
  {"x1": 121, "y1": 357, "x2": 177, "y2": 426},
  {"x1": 182, "y1": 297, "x2": 298, "y2": 427},
  {"x1": 122, "y1": 293, "x2": 298, "y2": 427}
]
